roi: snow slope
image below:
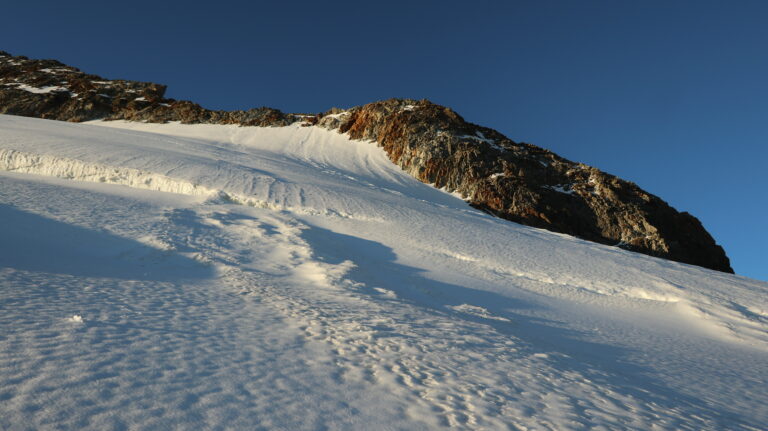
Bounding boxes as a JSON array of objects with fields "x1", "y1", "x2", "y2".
[{"x1": 0, "y1": 114, "x2": 766, "y2": 430}]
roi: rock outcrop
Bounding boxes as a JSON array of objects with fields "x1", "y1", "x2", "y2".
[
  {"x1": 318, "y1": 100, "x2": 733, "y2": 273},
  {"x1": 0, "y1": 51, "x2": 297, "y2": 126},
  {"x1": 0, "y1": 51, "x2": 733, "y2": 273}
]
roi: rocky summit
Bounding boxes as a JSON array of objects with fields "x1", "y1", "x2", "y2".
[{"x1": 0, "y1": 51, "x2": 733, "y2": 273}]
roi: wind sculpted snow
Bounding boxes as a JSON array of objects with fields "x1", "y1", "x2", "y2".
[{"x1": 0, "y1": 115, "x2": 766, "y2": 430}]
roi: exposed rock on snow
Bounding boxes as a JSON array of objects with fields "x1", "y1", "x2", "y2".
[
  {"x1": 327, "y1": 99, "x2": 732, "y2": 273},
  {"x1": 0, "y1": 52, "x2": 296, "y2": 126},
  {"x1": 0, "y1": 50, "x2": 732, "y2": 272}
]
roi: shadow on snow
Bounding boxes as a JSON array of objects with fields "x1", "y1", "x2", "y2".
[
  {"x1": 299, "y1": 224, "x2": 754, "y2": 429},
  {"x1": 0, "y1": 204, "x2": 214, "y2": 282}
]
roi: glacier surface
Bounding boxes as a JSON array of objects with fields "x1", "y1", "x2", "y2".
[{"x1": 0, "y1": 114, "x2": 766, "y2": 430}]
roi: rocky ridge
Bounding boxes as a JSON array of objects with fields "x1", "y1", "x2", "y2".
[
  {"x1": 0, "y1": 51, "x2": 297, "y2": 126},
  {"x1": 0, "y1": 51, "x2": 733, "y2": 272}
]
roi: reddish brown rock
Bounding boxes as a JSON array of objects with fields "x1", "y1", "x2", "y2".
[
  {"x1": 319, "y1": 99, "x2": 732, "y2": 273},
  {"x1": 0, "y1": 52, "x2": 298, "y2": 126}
]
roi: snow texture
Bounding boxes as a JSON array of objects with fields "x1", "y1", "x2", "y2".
[{"x1": 0, "y1": 114, "x2": 766, "y2": 430}]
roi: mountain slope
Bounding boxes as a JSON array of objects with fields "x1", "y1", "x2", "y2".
[
  {"x1": 0, "y1": 51, "x2": 732, "y2": 272},
  {"x1": 0, "y1": 115, "x2": 765, "y2": 430}
]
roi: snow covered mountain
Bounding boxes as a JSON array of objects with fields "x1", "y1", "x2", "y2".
[
  {"x1": 0, "y1": 114, "x2": 766, "y2": 430},
  {"x1": 0, "y1": 51, "x2": 733, "y2": 272}
]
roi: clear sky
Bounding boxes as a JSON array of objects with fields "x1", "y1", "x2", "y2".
[{"x1": 3, "y1": 0, "x2": 766, "y2": 280}]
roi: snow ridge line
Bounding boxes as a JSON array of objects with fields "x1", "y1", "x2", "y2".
[
  {"x1": 0, "y1": 148, "x2": 334, "y2": 217},
  {"x1": 0, "y1": 148, "x2": 216, "y2": 196}
]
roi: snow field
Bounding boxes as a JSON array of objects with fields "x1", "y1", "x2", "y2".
[{"x1": 0, "y1": 114, "x2": 766, "y2": 430}]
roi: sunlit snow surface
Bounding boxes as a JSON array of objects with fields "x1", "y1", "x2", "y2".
[{"x1": 0, "y1": 114, "x2": 766, "y2": 430}]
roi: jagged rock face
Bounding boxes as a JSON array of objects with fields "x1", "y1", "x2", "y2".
[
  {"x1": 0, "y1": 51, "x2": 733, "y2": 273},
  {"x1": 319, "y1": 99, "x2": 733, "y2": 273},
  {"x1": 0, "y1": 52, "x2": 297, "y2": 126}
]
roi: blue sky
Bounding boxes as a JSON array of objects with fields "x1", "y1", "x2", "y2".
[{"x1": 3, "y1": 1, "x2": 766, "y2": 280}]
